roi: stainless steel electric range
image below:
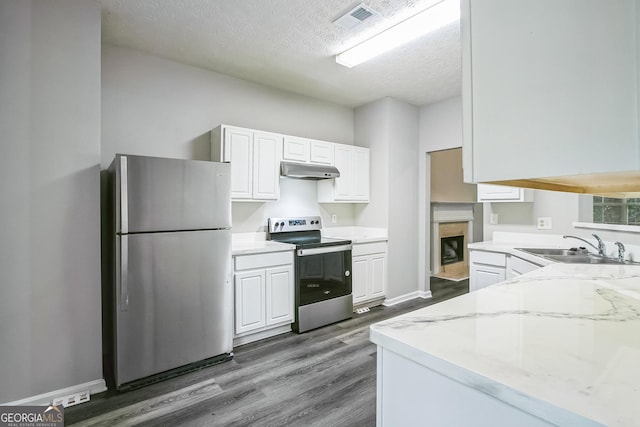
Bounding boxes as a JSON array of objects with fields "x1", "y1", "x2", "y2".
[{"x1": 268, "y1": 216, "x2": 352, "y2": 333}]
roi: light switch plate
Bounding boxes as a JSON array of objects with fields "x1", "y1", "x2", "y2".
[{"x1": 490, "y1": 213, "x2": 499, "y2": 225}]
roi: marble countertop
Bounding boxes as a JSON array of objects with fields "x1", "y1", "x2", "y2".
[
  {"x1": 322, "y1": 226, "x2": 388, "y2": 244},
  {"x1": 370, "y1": 263, "x2": 640, "y2": 427},
  {"x1": 231, "y1": 232, "x2": 294, "y2": 256}
]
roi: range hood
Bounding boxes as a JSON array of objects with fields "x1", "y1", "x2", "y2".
[{"x1": 280, "y1": 161, "x2": 340, "y2": 180}]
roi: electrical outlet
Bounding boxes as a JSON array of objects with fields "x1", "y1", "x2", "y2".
[
  {"x1": 537, "y1": 217, "x2": 552, "y2": 230},
  {"x1": 490, "y1": 213, "x2": 499, "y2": 225},
  {"x1": 331, "y1": 214, "x2": 337, "y2": 224}
]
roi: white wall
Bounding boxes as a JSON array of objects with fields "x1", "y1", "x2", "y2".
[
  {"x1": 354, "y1": 98, "x2": 420, "y2": 300},
  {"x1": 418, "y1": 96, "x2": 464, "y2": 283},
  {"x1": 0, "y1": 0, "x2": 103, "y2": 403},
  {"x1": 387, "y1": 99, "x2": 420, "y2": 298},
  {"x1": 353, "y1": 99, "x2": 390, "y2": 228},
  {"x1": 102, "y1": 45, "x2": 356, "y2": 231}
]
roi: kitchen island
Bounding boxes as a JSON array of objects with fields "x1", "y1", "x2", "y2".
[{"x1": 371, "y1": 263, "x2": 640, "y2": 427}]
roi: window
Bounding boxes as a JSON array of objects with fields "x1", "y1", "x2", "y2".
[{"x1": 592, "y1": 196, "x2": 640, "y2": 225}]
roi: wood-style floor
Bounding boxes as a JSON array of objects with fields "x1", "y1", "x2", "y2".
[{"x1": 66, "y1": 278, "x2": 468, "y2": 427}]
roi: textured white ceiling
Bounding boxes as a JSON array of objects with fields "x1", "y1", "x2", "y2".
[{"x1": 98, "y1": 0, "x2": 461, "y2": 107}]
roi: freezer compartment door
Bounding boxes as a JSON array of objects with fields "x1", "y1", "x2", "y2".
[
  {"x1": 114, "y1": 155, "x2": 231, "y2": 233},
  {"x1": 115, "y1": 229, "x2": 233, "y2": 387}
]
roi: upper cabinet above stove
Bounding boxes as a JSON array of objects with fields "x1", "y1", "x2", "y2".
[
  {"x1": 283, "y1": 136, "x2": 335, "y2": 166},
  {"x1": 462, "y1": 0, "x2": 640, "y2": 196}
]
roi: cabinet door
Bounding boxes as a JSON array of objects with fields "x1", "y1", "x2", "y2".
[
  {"x1": 470, "y1": 265, "x2": 505, "y2": 292},
  {"x1": 282, "y1": 136, "x2": 309, "y2": 162},
  {"x1": 253, "y1": 132, "x2": 281, "y2": 200},
  {"x1": 225, "y1": 127, "x2": 253, "y2": 199},
  {"x1": 333, "y1": 144, "x2": 352, "y2": 200},
  {"x1": 352, "y1": 256, "x2": 369, "y2": 304},
  {"x1": 265, "y1": 265, "x2": 294, "y2": 326},
  {"x1": 477, "y1": 184, "x2": 523, "y2": 202},
  {"x1": 369, "y1": 253, "x2": 387, "y2": 298},
  {"x1": 310, "y1": 140, "x2": 334, "y2": 165},
  {"x1": 234, "y1": 270, "x2": 265, "y2": 334},
  {"x1": 352, "y1": 147, "x2": 370, "y2": 201}
]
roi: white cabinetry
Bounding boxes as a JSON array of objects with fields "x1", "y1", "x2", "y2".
[
  {"x1": 352, "y1": 241, "x2": 387, "y2": 306},
  {"x1": 310, "y1": 140, "x2": 334, "y2": 164},
  {"x1": 282, "y1": 137, "x2": 334, "y2": 165},
  {"x1": 470, "y1": 249, "x2": 546, "y2": 290},
  {"x1": 508, "y1": 255, "x2": 543, "y2": 280},
  {"x1": 477, "y1": 184, "x2": 533, "y2": 203},
  {"x1": 211, "y1": 125, "x2": 281, "y2": 201},
  {"x1": 282, "y1": 136, "x2": 310, "y2": 163},
  {"x1": 462, "y1": 0, "x2": 639, "y2": 187},
  {"x1": 469, "y1": 250, "x2": 506, "y2": 292},
  {"x1": 233, "y1": 251, "x2": 294, "y2": 344},
  {"x1": 318, "y1": 144, "x2": 369, "y2": 203}
]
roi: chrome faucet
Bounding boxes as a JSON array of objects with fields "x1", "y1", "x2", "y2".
[
  {"x1": 563, "y1": 234, "x2": 606, "y2": 256},
  {"x1": 614, "y1": 242, "x2": 626, "y2": 263}
]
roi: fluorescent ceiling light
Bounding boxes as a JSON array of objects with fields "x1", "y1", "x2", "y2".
[{"x1": 335, "y1": 0, "x2": 460, "y2": 68}]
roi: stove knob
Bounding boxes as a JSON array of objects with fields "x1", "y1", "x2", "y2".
[{"x1": 274, "y1": 222, "x2": 280, "y2": 229}]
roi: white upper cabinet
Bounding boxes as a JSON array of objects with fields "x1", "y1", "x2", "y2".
[
  {"x1": 462, "y1": 0, "x2": 639, "y2": 186},
  {"x1": 318, "y1": 143, "x2": 369, "y2": 203},
  {"x1": 282, "y1": 136, "x2": 310, "y2": 163},
  {"x1": 477, "y1": 184, "x2": 533, "y2": 203},
  {"x1": 310, "y1": 140, "x2": 334, "y2": 165},
  {"x1": 211, "y1": 125, "x2": 281, "y2": 201},
  {"x1": 283, "y1": 136, "x2": 335, "y2": 165}
]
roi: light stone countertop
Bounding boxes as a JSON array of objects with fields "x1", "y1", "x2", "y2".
[
  {"x1": 322, "y1": 226, "x2": 388, "y2": 244},
  {"x1": 231, "y1": 232, "x2": 295, "y2": 256},
  {"x1": 371, "y1": 263, "x2": 640, "y2": 427}
]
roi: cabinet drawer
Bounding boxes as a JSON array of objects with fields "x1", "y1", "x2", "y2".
[
  {"x1": 235, "y1": 251, "x2": 293, "y2": 271},
  {"x1": 352, "y1": 241, "x2": 387, "y2": 257},
  {"x1": 470, "y1": 250, "x2": 506, "y2": 267}
]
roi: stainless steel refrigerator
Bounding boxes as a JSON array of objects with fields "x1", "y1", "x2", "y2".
[{"x1": 103, "y1": 154, "x2": 233, "y2": 390}]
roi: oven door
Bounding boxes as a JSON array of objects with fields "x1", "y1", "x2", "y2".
[{"x1": 296, "y1": 245, "x2": 352, "y2": 306}]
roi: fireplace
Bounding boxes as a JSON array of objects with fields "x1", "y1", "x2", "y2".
[
  {"x1": 441, "y1": 235, "x2": 464, "y2": 266},
  {"x1": 431, "y1": 203, "x2": 474, "y2": 280}
]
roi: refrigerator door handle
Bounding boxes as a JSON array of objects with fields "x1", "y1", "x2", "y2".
[
  {"x1": 120, "y1": 235, "x2": 129, "y2": 311},
  {"x1": 120, "y1": 155, "x2": 129, "y2": 234}
]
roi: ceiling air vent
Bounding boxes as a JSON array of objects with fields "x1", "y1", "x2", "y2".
[{"x1": 333, "y1": 3, "x2": 378, "y2": 29}]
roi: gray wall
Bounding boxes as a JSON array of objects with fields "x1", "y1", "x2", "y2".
[
  {"x1": 354, "y1": 98, "x2": 420, "y2": 300},
  {"x1": 102, "y1": 45, "x2": 356, "y2": 232},
  {"x1": 0, "y1": 0, "x2": 102, "y2": 402}
]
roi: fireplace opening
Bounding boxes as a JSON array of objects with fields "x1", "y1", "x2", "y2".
[{"x1": 441, "y1": 235, "x2": 464, "y2": 266}]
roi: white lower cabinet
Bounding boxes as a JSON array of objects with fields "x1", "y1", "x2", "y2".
[
  {"x1": 352, "y1": 242, "x2": 387, "y2": 306},
  {"x1": 470, "y1": 249, "x2": 545, "y2": 291},
  {"x1": 508, "y1": 256, "x2": 543, "y2": 279},
  {"x1": 469, "y1": 250, "x2": 506, "y2": 292},
  {"x1": 233, "y1": 251, "x2": 294, "y2": 344}
]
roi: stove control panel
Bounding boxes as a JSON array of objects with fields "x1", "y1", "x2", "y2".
[{"x1": 268, "y1": 216, "x2": 322, "y2": 233}]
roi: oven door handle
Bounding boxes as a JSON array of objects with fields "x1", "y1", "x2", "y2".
[{"x1": 297, "y1": 244, "x2": 352, "y2": 256}]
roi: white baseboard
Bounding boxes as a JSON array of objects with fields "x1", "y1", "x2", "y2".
[
  {"x1": 233, "y1": 324, "x2": 292, "y2": 347},
  {"x1": 4, "y1": 379, "x2": 107, "y2": 406},
  {"x1": 383, "y1": 290, "x2": 432, "y2": 307}
]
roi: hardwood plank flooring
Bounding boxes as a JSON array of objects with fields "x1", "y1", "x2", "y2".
[{"x1": 66, "y1": 278, "x2": 468, "y2": 426}]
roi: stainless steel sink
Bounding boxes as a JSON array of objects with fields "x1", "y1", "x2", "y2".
[{"x1": 515, "y1": 248, "x2": 634, "y2": 265}]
